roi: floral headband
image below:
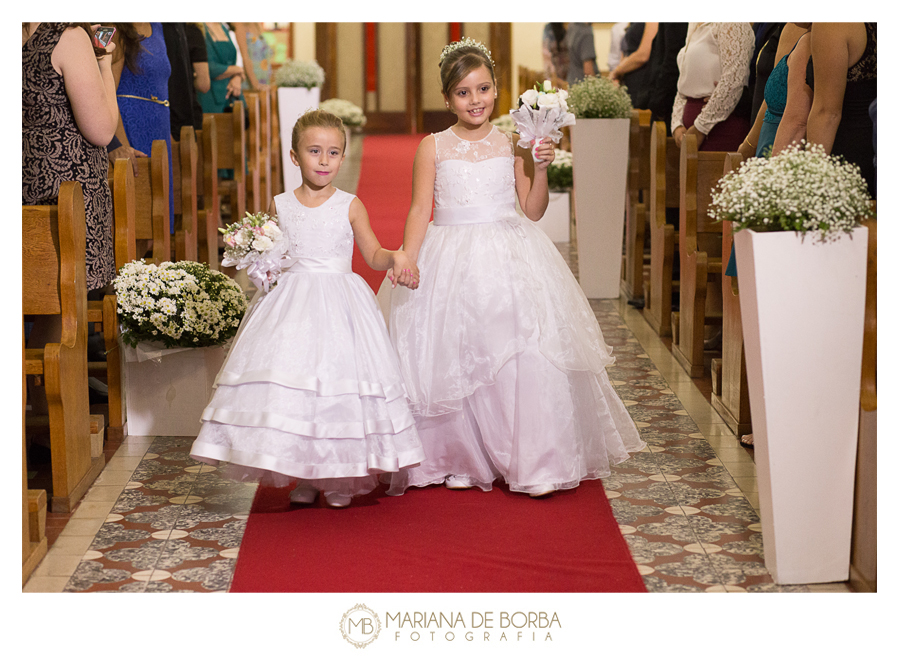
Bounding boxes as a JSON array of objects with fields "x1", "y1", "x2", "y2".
[{"x1": 439, "y1": 37, "x2": 494, "y2": 68}]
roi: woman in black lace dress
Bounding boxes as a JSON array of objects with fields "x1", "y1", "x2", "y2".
[
  {"x1": 22, "y1": 22, "x2": 119, "y2": 291},
  {"x1": 806, "y1": 22, "x2": 877, "y2": 198}
]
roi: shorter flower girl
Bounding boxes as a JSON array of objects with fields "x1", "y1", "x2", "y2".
[{"x1": 190, "y1": 110, "x2": 424, "y2": 508}]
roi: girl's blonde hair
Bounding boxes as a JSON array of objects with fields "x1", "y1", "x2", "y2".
[
  {"x1": 291, "y1": 109, "x2": 347, "y2": 153},
  {"x1": 439, "y1": 45, "x2": 496, "y2": 97}
]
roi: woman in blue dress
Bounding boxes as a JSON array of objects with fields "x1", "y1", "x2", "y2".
[{"x1": 110, "y1": 22, "x2": 174, "y2": 231}]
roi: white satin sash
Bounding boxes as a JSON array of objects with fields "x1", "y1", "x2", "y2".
[
  {"x1": 433, "y1": 203, "x2": 518, "y2": 226},
  {"x1": 283, "y1": 256, "x2": 353, "y2": 274}
]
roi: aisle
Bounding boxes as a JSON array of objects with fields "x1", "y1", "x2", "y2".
[
  {"x1": 350, "y1": 134, "x2": 424, "y2": 292},
  {"x1": 24, "y1": 241, "x2": 835, "y2": 593}
]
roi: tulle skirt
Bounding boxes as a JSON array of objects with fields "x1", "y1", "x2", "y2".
[
  {"x1": 380, "y1": 211, "x2": 645, "y2": 494},
  {"x1": 190, "y1": 269, "x2": 424, "y2": 495}
]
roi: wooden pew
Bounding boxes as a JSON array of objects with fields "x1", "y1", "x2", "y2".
[
  {"x1": 208, "y1": 103, "x2": 248, "y2": 224},
  {"x1": 251, "y1": 88, "x2": 273, "y2": 210},
  {"x1": 23, "y1": 329, "x2": 47, "y2": 585},
  {"x1": 270, "y1": 85, "x2": 283, "y2": 197},
  {"x1": 196, "y1": 114, "x2": 221, "y2": 270},
  {"x1": 171, "y1": 125, "x2": 199, "y2": 261},
  {"x1": 860, "y1": 205, "x2": 876, "y2": 412},
  {"x1": 645, "y1": 121, "x2": 680, "y2": 337},
  {"x1": 244, "y1": 90, "x2": 266, "y2": 214},
  {"x1": 710, "y1": 152, "x2": 751, "y2": 436},
  {"x1": 621, "y1": 109, "x2": 652, "y2": 302},
  {"x1": 23, "y1": 181, "x2": 104, "y2": 513},
  {"x1": 672, "y1": 133, "x2": 725, "y2": 378},
  {"x1": 133, "y1": 139, "x2": 172, "y2": 264}
]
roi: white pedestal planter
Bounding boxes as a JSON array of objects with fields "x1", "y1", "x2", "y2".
[
  {"x1": 537, "y1": 191, "x2": 571, "y2": 243},
  {"x1": 277, "y1": 86, "x2": 320, "y2": 193},
  {"x1": 734, "y1": 227, "x2": 868, "y2": 584},
  {"x1": 123, "y1": 343, "x2": 227, "y2": 437},
  {"x1": 571, "y1": 118, "x2": 630, "y2": 298}
]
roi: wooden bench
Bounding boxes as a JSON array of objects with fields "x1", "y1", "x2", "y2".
[
  {"x1": 710, "y1": 152, "x2": 751, "y2": 436},
  {"x1": 248, "y1": 88, "x2": 273, "y2": 211},
  {"x1": 172, "y1": 125, "x2": 199, "y2": 262},
  {"x1": 196, "y1": 114, "x2": 221, "y2": 270},
  {"x1": 133, "y1": 139, "x2": 172, "y2": 264},
  {"x1": 208, "y1": 103, "x2": 248, "y2": 224},
  {"x1": 645, "y1": 121, "x2": 680, "y2": 337},
  {"x1": 23, "y1": 181, "x2": 104, "y2": 513},
  {"x1": 270, "y1": 85, "x2": 283, "y2": 197},
  {"x1": 243, "y1": 91, "x2": 265, "y2": 214},
  {"x1": 621, "y1": 109, "x2": 652, "y2": 302},
  {"x1": 672, "y1": 133, "x2": 725, "y2": 378},
  {"x1": 23, "y1": 329, "x2": 47, "y2": 585}
]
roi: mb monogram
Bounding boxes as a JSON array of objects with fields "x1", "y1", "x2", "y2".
[{"x1": 340, "y1": 606, "x2": 560, "y2": 646}]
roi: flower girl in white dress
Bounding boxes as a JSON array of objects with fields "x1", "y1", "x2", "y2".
[
  {"x1": 384, "y1": 39, "x2": 645, "y2": 497},
  {"x1": 191, "y1": 110, "x2": 424, "y2": 508}
]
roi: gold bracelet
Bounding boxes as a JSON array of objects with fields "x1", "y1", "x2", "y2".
[{"x1": 743, "y1": 138, "x2": 756, "y2": 150}]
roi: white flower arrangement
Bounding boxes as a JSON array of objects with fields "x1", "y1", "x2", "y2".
[
  {"x1": 547, "y1": 149, "x2": 573, "y2": 191},
  {"x1": 708, "y1": 141, "x2": 873, "y2": 237},
  {"x1": 220, "y1": 212, "x2": 288, "y2": 292},
  {"x1": 491, "y1": 113, "x2": 518, "y2": 134},
  {"x1": 114, "y1": 260, "x2": 247, "y2": 349},
  {"x1": 567, "y1": 75, "x2": 633, "y2": 119},
  {"x1": 509, "y1": 80, "x2": 576, "y2": 160},
  {"x1": 273, "y1": 59, "x2": 325, "y2": 89},
  {"x1": 319, "y1": 98, "x2": 367, "y2": 128}
]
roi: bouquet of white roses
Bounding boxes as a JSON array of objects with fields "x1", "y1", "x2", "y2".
[
  {"x1": 114, "y1": 260, "x2": 247, "y2": 349},
  {"x1": 708, "y1": 141, "x2": 873, "y2": 238},
  {"x1": 220, "y1": 212, "x2": 287, "y2": 292},
  {"x1": 509, "y1": 80, "x2": 576, "y2": 161}
]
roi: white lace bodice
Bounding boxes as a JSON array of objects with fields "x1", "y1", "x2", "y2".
[
  {"x1": 273, "y1": 188, "x2": 355, "y2": 261},
  {"x1": 433, "y1": 126, "x2": 517, "y2": 210}
]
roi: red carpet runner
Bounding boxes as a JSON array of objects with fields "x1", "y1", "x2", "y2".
[
  {"x1": 350, "y1": 134, "x2": 424, "y2": 292},
  {"x1": 230, "y1": 134, "x2": 645, "y2": 593},
  {"x1": 231, "y1": 480, "x2": 646, "y2": 592}
]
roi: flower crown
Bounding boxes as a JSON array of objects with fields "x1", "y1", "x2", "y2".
[{"x1": 439, "y1": 37, "x2": 494, "y2": 68}]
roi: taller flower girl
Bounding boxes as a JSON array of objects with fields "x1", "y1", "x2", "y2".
[{"x1": 385, "y1": 38, "x2": 645, "y2": 497}]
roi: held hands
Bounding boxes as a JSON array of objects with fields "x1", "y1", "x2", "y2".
[
  {"x1": 388, "y1": 251, "x2": 420, "y2": 290},
  {"x1": 532, "y1": 139, "x2": 555, "y2": 170},
  {"x1": 673, "y1": 125, "x2": 705, "y2": 150}
]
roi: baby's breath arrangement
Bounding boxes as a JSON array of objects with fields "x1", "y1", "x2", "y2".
[
  {"x1": 567, "y1": 75, "x2": 633, "y2": 119},
  {"x1": 273, "y1": 59, "x2": 325, "y2": 89},
  {"x1": 319, "y1": 98, "x2": 367, "y2": 128},
  {"x1": 708, "y1": 141, "x2": 873, "y2": 236},
  {"x1": 548, "y1": 149, "x2": 573, "y2": 191},
  {"x1": 491, "y1": 113, "x2": 517, "y2": 134},
  {"x1": 114, "y1": 260, "x2": 247, "y2": 349}
]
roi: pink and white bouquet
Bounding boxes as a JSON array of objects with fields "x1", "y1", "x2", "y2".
[
  {"x1": 509, "y1": 80, "x2": 576, "y2": 161},
  {"x1": 220, "y1": 212, "x2": 287, "y2": 293}
]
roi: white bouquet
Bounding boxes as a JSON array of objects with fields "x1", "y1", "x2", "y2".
[
  {"x1": 220, "y1": 212, "x2": 288, "y2": 292},
  {"x1": 509, "y1": 80, "x2": 576, "y2": 161}
]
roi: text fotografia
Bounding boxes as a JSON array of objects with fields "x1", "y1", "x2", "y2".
[{"x1": 387, "y1": 611, "x2": 561, "y2": 642}]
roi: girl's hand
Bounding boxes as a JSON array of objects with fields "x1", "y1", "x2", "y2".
[
  {"x1": 390, "y1": 252, "x2": 419, "y2": 289},
  {"x1": 532, "y1": 139, "x2": 555, "y2": 170}
]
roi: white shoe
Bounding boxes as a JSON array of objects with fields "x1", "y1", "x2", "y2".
[
  {"x1": 289, "y1": 486, "x2": 318, "y2": 504},
  {"x1": 445, "y1": 476, "x2": 472, "y2": 490},
  {"x1": 528, "y1": 488, "x2": 555, "y2": 498},
  {"x1": 324, "y1": 492, "x2": 352, "y2": 508}
]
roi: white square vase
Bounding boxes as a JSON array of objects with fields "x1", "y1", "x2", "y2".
[
  {"x1": 537, "y1": 191, "x2": 572, "y2": 243},
  {"x1": 278, "y1": 86, "x2": 320, "y2": 193},
  {"x1": 123, "y1": 344, "x2": 226, "y2": 437},
  {"x1": 571, "y1": 118, "x2": 630, "y2": 298},
  {"x1": 734, "y1": 226, "x2": 868, "y2": 584}
]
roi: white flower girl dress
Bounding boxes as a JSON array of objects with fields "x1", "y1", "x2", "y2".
[
  {"x1": 191, "y1": 189, "x2": 424, "y2": 497},
  {"x1": 384, "y1": 125, "x2": 645, "y2": 495}
]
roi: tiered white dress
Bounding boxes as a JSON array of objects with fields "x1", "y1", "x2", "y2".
[
  {"x1": 384, "y1": 126, "x2": 645, "y2": 495},
  {"x1": 190, "y1": 188, "x2": 424, "y2": 497}
]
